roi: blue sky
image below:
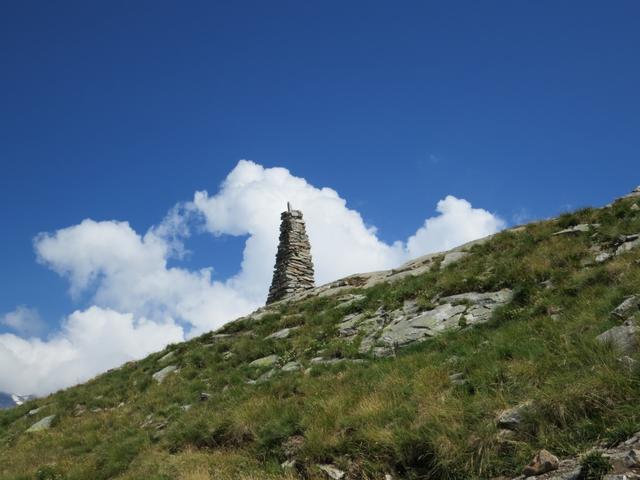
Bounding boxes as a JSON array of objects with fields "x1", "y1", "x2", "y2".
[{"x1": 1, "y1": 2, "x2": 639, "y2": 393}]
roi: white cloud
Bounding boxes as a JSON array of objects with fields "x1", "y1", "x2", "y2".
[
  {"x1": 1, "y1": 306, "x2": 45, "y2": 338},
  {"x1": 406, "y1": 196, "x2": 506, "y2": 257},
  {"x1": 0, "y1": 307, "x2": 183, "y2": 396},
  {"x1": 0, "y1": 160, "x2": 505, "y2": 396}
]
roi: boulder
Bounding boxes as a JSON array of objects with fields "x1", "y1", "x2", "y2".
[
  {"x1": 158, "y1": 351, "x2": 175, "y2": 363},
  {"x1": 616, "y1": 235, "x2": 640, "y2": 256},
  {"x1": 26, "y1": 415, "x2": 56, "y2": 433},
  {"x1": 249, "y1": 354, "x2": 279, "y2": 368},
  {"x1": 152, "y1": 365, "x2": 177, "y2": 383},
  {"x1": 523, "y1": 449, "x2": 559, "y2": 476},
  {"x1": 497, "y1": 401, "x2": 533, "y2": 430},
  {"x1": 596, "y1": 323, "x2": 639, "y2": 355}
]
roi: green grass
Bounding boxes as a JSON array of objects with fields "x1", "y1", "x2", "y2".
[{"x1": 1, "y1": 197, "x2": 640, "y2": 479}]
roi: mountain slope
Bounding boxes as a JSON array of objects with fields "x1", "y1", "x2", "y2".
[
  {"x1": 1, "y1": 189, "x2": 640, "y2": 480},
  {"x1": 0, "y1": 393, "x2": 33, "y2": 411}
]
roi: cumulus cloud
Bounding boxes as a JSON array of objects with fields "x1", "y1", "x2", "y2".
[
  {"x1": 406, "y1": 196, "x2": 506, "y2": 256},
  {"x1": 0, "y1": 307, "x2": 183, "y2": 395},
  {"x1": 1, "y1": 306, "x2": 45, "y2": 338},
  {"x1": 0, "y1": 160, "x2": 505, "y2": 395}
]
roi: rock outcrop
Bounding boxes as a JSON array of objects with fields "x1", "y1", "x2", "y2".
[{"x1": 267, "y1": 205, "x2": 315, "y2": 304}]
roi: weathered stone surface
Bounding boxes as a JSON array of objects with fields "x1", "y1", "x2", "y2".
[
  {"x1": 612, "y1": 296, "x2": 640, "y2": 320},
  {"x1": 616, "y1": 235, "x2": 640, "y2": 256},
  {"x1": 265, "y1": 326, "x2": 299, "y2": 340},
  {"x1": 377, "y1": 289, "x2": 512, "y2": 349},
  {"x1": 441, "y1": 251, "x2": 469, "y2": 268},
  {"x1": 335, "y1": 294, "x2": 366, "y2": 309},
  {"x1": 267, "y1": 207, "x2": 315, "y2": 304},
  {"x1": 596, "y1": 322, "x2": 639, "y2": 355},
  {"x1": 497, "y1": 401, "x2": 533, "y2": 430},
  {"x1": 152, "y1": 365, "x2": 177, "y2": 383},
  {"x1": 553, "y1": 224, "x2": 599, "y2": 236},
  {"x1": 281, "y1": 361, "x2": 302, "y2": 372},
  {"x1": 318, "y1": 464, "x2": 345, "y2": 479},
  {"x1": 26, "y1": 415, "x2": 55, "y2": 432},
  {"x1": 249, "y1": 354, "x2": 279, "y2": 368},
  {"x1": 523, "y1": 450, "x2": 559, "y2": 476},
  {"x1": 158, "y1": 351, "x2": 175, "y2": 363}
]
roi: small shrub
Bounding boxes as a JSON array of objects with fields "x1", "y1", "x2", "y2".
[{"x1": 578, "y1": 451, "x2": 612, "y2": 479}]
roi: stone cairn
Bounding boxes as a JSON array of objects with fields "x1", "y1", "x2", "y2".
[{"x1": 266, "y1": 203, "x2": 315, "y2": 304}]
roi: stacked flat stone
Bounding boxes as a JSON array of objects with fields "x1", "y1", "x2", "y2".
[{"x1": 266, "y1": 208, "x2": 315, "y2": 304}]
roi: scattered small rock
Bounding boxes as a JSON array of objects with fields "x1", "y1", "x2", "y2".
[
  {"x1": 497, "y1": 401, "x2": 533, "y2": 430},
  {"x1": 523, "y1": 449, "x2": 559, "y2": 476},
  {"x1": 449, "y1": 372, "x2": 466, "y2": 385},
  {"x1": 281, "y1": 459, "x2": 296, "y2": 469},
  {"x1": 26, "y1": 415, "x2": 56, "y2": 433},
  {"x1": 318, "y1": 464, "x2": 346, "y2": 479}
]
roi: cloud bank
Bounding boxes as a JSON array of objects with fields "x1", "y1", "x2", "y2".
[{"x1": 0, "y1": 160, "x2": 505, "y2": 395}]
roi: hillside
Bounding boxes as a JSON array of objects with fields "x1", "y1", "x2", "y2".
[{"x1": 1, "y1": 188, "x2": 640, "y2": 480}]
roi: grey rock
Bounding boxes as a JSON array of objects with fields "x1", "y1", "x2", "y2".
[
  {"x1": 180, "y1": 404, "x2": 192, "y2": 411},
  {"x1": 26, "y1": 415, "x2": 55, "y2": 432},
  {"x1": 378, "y1": 290, "x2": 512, "y2": 348},
  {"x1": 338, "y1": 313, "x2": 365, "y2": 337},
  {"x1": 281, "y1": 459, "x2": 297, "y2": 469},
  {"x1": 158, "y1": 351, "x2": 175, "y2": 363},
  {"x1": 596, "y1": 323, "x2": 639, "y2": 355},
  {"x1": 616, "y1": 235, "x2": 640, "y2": 256},
  {"x1": 318, "y1": 464, "x2": 346, "y2": 479},
  {"x1": 265, "y1": 326, "x2": 299, "y2": 340},
  {"x1": 612, "y1": 296, "x2": 639, "y2": 320},
  {"x1": 553, "y1": 224, "x2": 599, "y2": 236},
  {"x1": 596, "y1": 252, "x2": 614, "y2": 263},
  {"x1": 441, "y1": 251, "x2": 469, "y2": 268},
  {"x1": 497, "y1": 401, "x2": 533, "y2": 430},
  {"x1": 449, "y1": 372, "x2": 466, "y2": 385},
  {"x1": 380, "y1": 303, "x2": 466, "y2": 347},
  {"x1": 281, "y1": 361, "x2": 302, "y2": 372},
  {"x1": 200, "y1": 392, "x2": 211, "y2": 401},
  {"x1": 631, "y1": 203, "x2": 640, "y2": 212},
  {"x1": 152, "y1": 365, "x2": 177, "y2": 383},
  {"x1": 249, "y1": 354, "x2": 279, "y2": 368},
  {"x1": 222, "y1": 351, "x2": 234, "y2": 360},
  {"x1": 27, "y1": 407, "x2": 42, "y2": 416},
  {"x1": 623, "y1": 449, "x2": 640, "y2": 468},
  {"x1": 336, "y1": 294, "x2": 366, "y2": 309}
]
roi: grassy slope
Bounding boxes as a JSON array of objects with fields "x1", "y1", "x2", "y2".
[{"x1": 1, "y1": 197, "x2": 640, "y2": 480}]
